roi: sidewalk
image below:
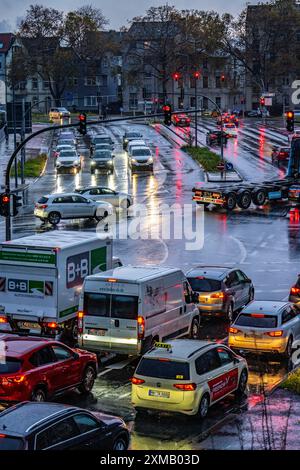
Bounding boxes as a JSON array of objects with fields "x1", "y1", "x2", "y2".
[{"x1": 0, "y1": 124, "x2": 52, "y2": 189}]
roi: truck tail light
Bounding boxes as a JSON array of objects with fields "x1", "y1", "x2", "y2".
[
  {"x1": 265, "y1": 330, "x2": 283, "y2": 337},
  {"x1": 78, "y1": 311, "x2": 84, "y2": 335},
  {"x1": 137, "y1": 316, "x2": 145, "y2": 340},
  {"x1": 173, "y1": 383, "x2": 197, "y2": 391},
  {"x1": 229, "y1": 326, "x2": 240, "y2": 334},
  {"x1": 290, "y1": 286, "x2": 300, "y2": 295},
  {"x1": 210, "y1": 292, "x2": 225, "y2": 299},
  {"x1": 0, "y1": 316, "x2": 8, "y2": 324},
  {"x1": 131, "y1": 377, "x2": 145, "y2": 385}
]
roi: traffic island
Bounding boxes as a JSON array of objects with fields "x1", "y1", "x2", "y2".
[
  {"x1": 281, "y1": 368, "x2": 300, "y2": 395},
  {"x1": 10, "y1": 153, "x2": 48, "y2": 178},
  {"x1": 182, "y1": 146, "x2": 243, "y2": 182}
]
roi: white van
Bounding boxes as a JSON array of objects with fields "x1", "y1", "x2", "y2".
[{"x1": 78, "y1": 266, "x2": 200, "y2": 356}]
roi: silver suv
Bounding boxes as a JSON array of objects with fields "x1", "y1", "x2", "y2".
[{"x1": 34, "y1": 193, "x2": 113, "y2": 225}]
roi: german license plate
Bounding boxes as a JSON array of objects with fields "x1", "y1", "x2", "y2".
[
  {"x1": 149, "y1": 390, "x2": 170, "y2": 398},
  {"x1": 244, "y1": 333, "x2": 262, "y2": 339},
  {"x1": 18, "y1": 321, "x2": 40, "y2": 331},
  {"x1": 88, "y1": 328, "x2": 106, "y2": 336}
]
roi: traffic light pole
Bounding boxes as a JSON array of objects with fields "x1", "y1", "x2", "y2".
[{"x1": 195, "y1": 79, "x2": 198, "y2": 148}]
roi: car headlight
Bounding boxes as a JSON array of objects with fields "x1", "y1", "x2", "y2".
[
  {"x1": 131, "y1": 158, "x2": 137, "y2": 163},
  {"x1": 74, "y1": 160, "x2": 80, "y2": 165},
  {"x1": 124, "y1": 139, "x2": 128, "y2": 143},
  {"x1": 107, "y1": 160, "x2": 113, "y2": 165},
  {"x1": 91, "y1": 161, "x2": 96, "y2": 166},
  {"x1": 147, "y1": 157, "x2": 153, "y2": 164}
]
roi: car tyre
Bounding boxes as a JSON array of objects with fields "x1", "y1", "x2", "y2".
[
  {"x1": 190, "y1": 317, "x2": 200, "y2": 339},
  {"x1": 79, "y1": 365, "x2": 96, "y2": 395},
  {"x1": 112, "y1": 435, "x2": 128, "y2": 451},
  {"x1": 284, "y1": 336, "x2": 293, "y2": 359},
  {"x1": 31, "y1": 387, "x2": 46, "y2": 402},
  {"x1": 197, "y1": 393, "x2": 210, "y2": 419},
  {"x1": 48, "y1": 212, "x2": 61, "y2": 225},
  {"x1": 94, "y1": 210, "x2": 109, "y2": 222},
  {"x1": 235, "y1": 369, "x2": 248, "y2": 396},
  {"x1": 237, "y1": 190, "x2": 252, "y2": 210}
]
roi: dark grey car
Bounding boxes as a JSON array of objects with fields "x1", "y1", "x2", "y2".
[{"x1": 186, "y1": 266, "x2": 254, "y2": 321}]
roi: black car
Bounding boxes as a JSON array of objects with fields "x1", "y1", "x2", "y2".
[
  {"x1": 186, "y1": 266, "x2": 254, "y2": 321},
  {"x1": 123, "y1": 132, "x2": 143, "y2": 150},
  {"x1": 0, "y1": 402, "x2": 129, "y2": 450}
]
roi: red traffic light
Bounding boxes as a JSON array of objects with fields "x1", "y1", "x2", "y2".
[
  {"x1": 1, "y1": 195, "x2": 10, "y2": 204},
  {"x1": 193, "y1": 71, "x2": 201, "y2": 79},
  {"x1": 286, "y1": 111, "x2": 294, "y2": 119},
  {"x1": 260, "y1": 97, "x2": 265, "y2": 105},
  {"x1": 79, "y1": 114, "x2": 85, "y2": 121},
  {"x1": 172, "y1": 72, "x2": 180, "y2": 81},
  {"x1": 163, "y1": 105, "x2": 171, "y2": 112},
  {"x1": 221, "y1": 74, "x2": 225, "y2": 82}
]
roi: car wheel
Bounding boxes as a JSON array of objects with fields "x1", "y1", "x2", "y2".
[
  {"x1": 48, "y1": 212, "x2": 61, "y2": 225},
  {"x1": 190, "y1": 317, "x2": 200, "y2": 339},
  {"x1": 197, "y1": 393, "x2": 210, "y2": 419},
  {"x1": 284, "y1": 336, "x2": 293, "y2": 359},
  {"x1": 79, "y1": 365, "x2": 96, "y2": 394},
  {"x1": 95, "y1": 210, "x2": 109, "y2": 222},
  {"x1": 31, "y1": 387, "x2": 46, "y2": 402},
  {"x1": 226, "y1": 303, "x2": 234, "y2": 322},
  {"x1": 112, "y1": 435, "x2": 128, "y2": 451},
  {"x1": 235, "y1": 369, "x2": 248, "y2": 396}
]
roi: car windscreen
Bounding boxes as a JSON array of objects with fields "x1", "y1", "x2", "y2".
[
  {"x1": 235, "y1": 314, "x2": 278, "y2": 328},
  {"x1": 94, "y1": 138, "x2": 110, "y2": 144},
  {"x1": 187, "y1": 277, "x2": 222, "y2": 292},
  {"x1": 0, "y1": 358, "x2": 22, "y2": 374},
  {"x1": 38, "y1": 196, "x2": 48, "y2": 204},
  {"x1": 136, "y1": 358, "x2": 190, "y2": 380},
  {"x1": 0, "y1": 436, "x2": 25, "y2": 450},
  {"x1": 126, "y1": 133, "x2": 141, "y2": 139},
  {"x1": 131, "y1": 148, "x2": 151, "y2": 156},
  {"x1": 94, "y1": 152, "x2": 111, "y2": 159},
  {"x1": 84, "y1": 293, "x2": 138, "y2": 320},
  {"x1": 59, "y1": 152, "x2": 77, "y2": 157},
  {"x1": 57, "y1": 140, "x2": 74, "y2": 145}
]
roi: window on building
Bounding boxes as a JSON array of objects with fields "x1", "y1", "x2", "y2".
[
  {"x1": 102, "y1": 57, "x2": 108, "y2": 68},
  {"x1": 84, "y1": 96, "x2": 97, "y2": 107},
  {"x1": 43, "y1": 81, "x2": 50, "y2": 90},
  {"x1": 67, "y1": 77, "x2": 78, "y2": 87},
  {"x1": 129, "y1": 93, "x2": 138, "y2": 110},
  {"x1": 203, "y1": 76, "x2": 209, "y2": 88},
  {"x1": 85, "y1": 77, "x2": 97, "y2": 86},
  {"x1": 32, "y1": 78, "x2": 38, "y2": 90},
  {"x1": 32, "y1": 96, "x2": 39, "y2": 108},
  {"x1": 190, "y1": 77, "x2": 196, "y2": 89},
  {"x1": 215, "y1": 76, "x2": 221, "y2": 88},
  {"x1": 203, "y1": 97, "x2": 208, "y2": 109},
  {"x1": 101, "y1": 75, "x2": 108, "y2": 87}
]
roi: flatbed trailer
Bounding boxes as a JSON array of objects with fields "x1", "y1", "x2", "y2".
[{"x1": 193, "y1": 135, "x2": 300, "y2": 211}]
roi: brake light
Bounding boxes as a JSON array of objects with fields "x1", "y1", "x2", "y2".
[
  {"x1": 0, "y1": 316, "x2": 7, "y2": 324},
  {"x1": 250, "y1": 314, "x2": 265, "y2": 318},
  {"x1": 229, "y1": 326, "x2": 240, "y2": 334},
  {"x1": 210, "y1": 292, "x2": 225, "y2": 299},
  {"x1": 0, "y1": 434, "x2": 6, "y2": 438},
  {"x1": 173, "y1": 383, "x2": 196, "y2": 391},
  {"x1": 291, "y1": 286, "x2": 300, "y2": 295},
  {"x1": 39, "y1": 204, "x2": 48, "y2": 209},
  {"x1": 48, "y1": 322, "x2": 58, "y2": 329},
  {"x1": 131, "y1": 377, "x2": 145, "y2": 385},
  {"x1": 78, "y1": 311, "x2": 84, "y2": 335},
  {"x1": 265, "y1": 330, "x2": 283, "y2": 337},
  {"x1": 2, "y1": 375, "x2": 25, "y2": 384},
  {"x1": 137, "y1": 316, "x2": 145, "y2": 340}
]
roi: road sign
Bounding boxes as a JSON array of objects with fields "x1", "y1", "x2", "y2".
[
  {"x1": 217, "y1": 162, "x2": 225, "y2": 171},
  {"x1": 6, "y1": 102, "x2": 32, "y2": 134}
]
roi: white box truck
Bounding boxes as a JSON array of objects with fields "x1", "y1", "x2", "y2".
[
  {"x1": 0, "y1": 231, "x2": 112, "y2": 339},
  {"x1": 78, "y1": 265, "x2": 200, "y2": 356}
]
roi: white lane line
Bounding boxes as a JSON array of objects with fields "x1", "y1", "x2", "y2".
[
  {"x1": 229, "y1": 236, "x2": 248, "y2": 264},
  {"x1": 97, "y1": 369, "x2": 112, "y2": 377},
  {"x1": 118, "y1": 392, "x2": 131, "y2": 399}
]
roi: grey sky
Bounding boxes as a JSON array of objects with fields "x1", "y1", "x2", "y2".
[{"x1": 0, "y1": 0, "x2": 265, "y2": 32}]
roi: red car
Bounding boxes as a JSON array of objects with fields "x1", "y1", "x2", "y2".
[
  {"x1": 0, "y1": 334, "x2": 98, "y2": 402},
  {"x1": 271, "y1": 146, "x2": 290, "y2": 163},
  {"x1": 172, "y1": 114, "x2": 191, "y2": 127}
]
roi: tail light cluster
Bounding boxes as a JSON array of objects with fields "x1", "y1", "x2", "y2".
[
  {"x1": 137, "y1": 316, "x2": 145, "y2": 340},
  {"x1": 0, "y1": 316, "x2": 8, "y2": 324},
  {"x1": 210, "y1": 292, "x2": 226, "y2": 300},
  {"x1": 78, "y1": 311, "x2": 84, "y2": 335},
  {"x1": 265, "y1": 330, "x2": 283, "y2": 337},
  {"x1": 35, "y1": 204, "x2": 48, "y2": 209},
  {"x1": 229, "y1": 326, "x2": 240, "y2": 334},
  {"x1": 0, "y1": 375, "x2": 25, "y2": 385},
  {"x1": 173, "y1": 383, "x2": 196, "y2": 391},
  {"x1": 290, "y1": 286, "x2": 300, "y2": 295},
  {"x1": 131, "y1": 377, "x2": 145, "y2": 385}
]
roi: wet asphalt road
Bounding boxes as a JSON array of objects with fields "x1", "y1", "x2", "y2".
[{"x1": 1, "y1": 117, "x2": 299, "y2": 449}]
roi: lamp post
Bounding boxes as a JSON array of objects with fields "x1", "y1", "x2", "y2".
[{"x1": 192, "y1": 71, "x2": 201, "y2": 148}]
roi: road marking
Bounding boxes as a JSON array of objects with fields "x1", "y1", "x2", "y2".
[
  {"x1": 97, "y1": 369, "x2": 111, "y2": 377},
  {"x1": 229, "y1": 236, "x2": 248, "y2": 264}
]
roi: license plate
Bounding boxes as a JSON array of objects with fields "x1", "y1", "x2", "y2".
[
  {"x1": 88, "y1": 328, "x2": 106, "y2": 336},
  {"x1": 148, "y1": 390, "x2": 170, "y2": 398},
  {"x1": 244, "y1": 333, "x2": 262, "y2": 339},
  {"x1": 18, "y1": 321, "x2": 40, "y2": 331}
]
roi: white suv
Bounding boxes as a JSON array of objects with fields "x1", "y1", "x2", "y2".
[
  {"x1": 34, "y1": 193, "x2": 113, "y2": 226},
  {"x1": 131, "y1": 340, "x2": 248, "y2": 418}
]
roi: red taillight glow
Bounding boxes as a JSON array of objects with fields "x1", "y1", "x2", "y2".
[
  {"x1": 137, "y1": 316, "x2": 145, "y2": 340},
  {"x1": 250, "y1": 314, "x2": 265, "y2": 318},
  {"x1": 78, "y1": 311, "x2": 84, "y2": 334},
  {"x1": 38, "y1": 204, "x2": 48, "y2": 209},
  {"x1": 229, "y1": 327, "x2": 240, "y2": 334},
  {"x1": 2, "y1": 375, "x2": 25, "y2": 384},
  {"x1": 131, "y1": 377, "x2": 145, "y2": 385},
  {"x1": 0, "y1": 434, "x2": 6, "y2": 438},
  {"x1": 210, "y1": 292, "x2": 225, "y2": 299},
  {"x1": 265, "y1": 330, "x2": 283, "y2": 337},
  {"x1": 291, "y1": 286, "x2": 300, "y2": 295},
  {"x1": 173, "y1": 383, "x2": 196, "y2": 391},
  {"x1": 48, "y1": 322, "x2": 58, "y2": 329},
  {"x1": 0, "y1": 316, "x2": 7, "y2": 324}
]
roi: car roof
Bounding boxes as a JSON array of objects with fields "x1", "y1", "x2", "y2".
[
  {"x1": 131, "y1": 146, "x2": 150, "y2": 151},
  {"x1": 129, "y1": 140, "x2": 146, "y2": 145},
  {"x1": 77, "y1": 186, "x2": 115, "y2": 192},
  {"x1": 46, "y1": 192, "x2": 86, "y2": 198},
  {"x1": 0, "y1": 402, "x2": 79, "y2": 436},
  {"x1": 142, "y1": 339, "x2": 213, "y2": 361},
  {"x1": 0, "y1": 334, "x2": 54, "y2": 357},
  {"x1": 186, "y1": 265, "x2": 233, "y2": 279},
  {"x1": 241, "y1": 300, "x2": 290, "y2": 315}
]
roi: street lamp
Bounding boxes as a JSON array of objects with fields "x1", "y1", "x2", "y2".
[{"x1": 192, "y1": 71, "x2": 201, "y2": 148}]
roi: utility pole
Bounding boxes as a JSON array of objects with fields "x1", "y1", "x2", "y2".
[
  {"x1": 193, "y1": 71, "x2": 201, "y2": 148},
  {"x1": 20, "y1": 98, "x2": 25, "y2": 187},
  {"x1": 12, "y1": 86, "x2": 18, "y2": 189}
]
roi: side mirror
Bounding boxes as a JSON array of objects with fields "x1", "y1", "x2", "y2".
[{"x1": 73, "y1": 352, "x2": 80, "y2": 360}]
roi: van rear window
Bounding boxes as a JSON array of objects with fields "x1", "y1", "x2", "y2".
[
  {"x1": 84, "y1": 293, "x2": 138, "y2": 320},
  {"x1": 235, "y1": 314, "x2": 278, "y2": 328},
  {"x1": 187, "y1": 277, "x2": 222, "y2": 292},
  {"x1": 136, "y1": 358, "x2": 190, "y2": 380}
]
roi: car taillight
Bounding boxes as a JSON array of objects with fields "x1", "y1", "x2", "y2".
[
  {"x1": 229, "y1": 326, "x2": 240, "y2": 334},
  {"x1": 291, "y1": 286, "x2": 300, "y2": 295},
  {"x1": 38, "y1": 204, "x2": 48, "y2": 209},
  {"x1": 210, "y1": 292, "x2": 225, "y2": 299},
  {"x1": 173, "y1": 383, "x2": 197, "y2": 391},
  {"x1": 78, "y1": 311, "x2": 84, "y2": 335},
  {"x1": 48, "y1": 322, "x2": 58, "y2": 329},
  {"x1": 131, "y1": 377, "x2": 145, "y2": 385},
  {"x1": 2, "y1": 375, "x2": 25, "y2": 384},
  {"x1": 265, "y1": 330, "x2": 283, "y2": 337},
  {"x1": 0, "y1": 316, "x2": 7, "y2": 324},
  {"x1": 137, "y1": 316, "x2": 145, "y2": 340}
]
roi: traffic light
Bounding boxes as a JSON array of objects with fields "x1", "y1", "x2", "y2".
[
  {"x1": 78, "y1": 113, "x2": 87, "y2": 135},
  {"x1": 193, "y1": 71, "x2": 201, "y2": 80},
  {"x1": 172, "y1": 72, "x2": 180, "y2": 81},
  {"x1": 11, "y1": 194, "x2": 22, "y2": 216},
  {"x1": 221, "y1": 74, "x2": 225, "y2": 83},
  {"x1": 163, "y1": 104, "x2": 172, "y2": 126},
  {"x1": 260, "y1": 97, "x2": 265, "y2": 107},
  {"x1": 0, "y1": 193, "x2": 11, "y2": 217},
  {"x1": 286, "y1": 110, "x2": 295, "y2": 132}
]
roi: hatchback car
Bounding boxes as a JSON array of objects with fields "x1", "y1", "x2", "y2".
[
  {"x1": 289, "y1": 275, "x2": 300, "y2": 304},
  {"x1": 172, "y1": 114, "x2": 191, "y2": 127},
  {"x1": 228, "y1": 301, "x2": 300, "y2": 357},
  {"x1": 34, "y1": 193, "x2": 113, "y2": 225},
  {"x1": 127, "y1": 140, "x2": 147, "y2": 156},
  {"x1": 223, "y1": 123, "x2": 238, "y2": 137},
  {"x1": 271, "y1": 146, "x2": 290, "y2": 163},
  {"x1": 49, "y1": 107, "x2": 70, "y2": 120},
  {"x1": 90, "y1": 150, "x2": 114, "y2": 174},
  {"x1": 131, "y1": 340, "x2": 248, "y2": 417},
  {"x1": 53, "y1": 144, "x2": 74, "y2": 159},
  {"x1": 90, "y1": 135, "x2": 114, "y2": 154},
  {"x1": 75, "y1": 186, "x2": 132, "y2": 208},
  {"x1": 0, "y1": 402, "x2": 129, "y2": 450},
  {"x1": 0, "y1": 334, "x2": 97, "y2": 402},
  {"x1": 123, "y1": 131, "x2": 143, "y2": 149},
  {"x1": 186, "y1": 266, "x2": 254, "y2": 321},
  {"x1": 129, "y1": 147, "x2": 153, "y2": 171},
  {"x1": 55, "y1": 150, "x2": 82, "y2": 173}
]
